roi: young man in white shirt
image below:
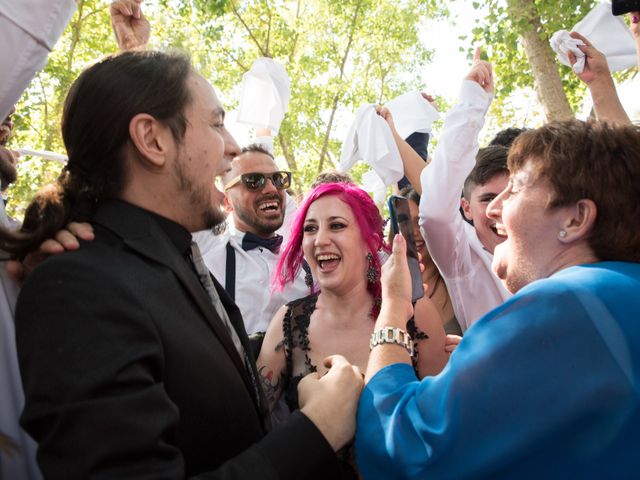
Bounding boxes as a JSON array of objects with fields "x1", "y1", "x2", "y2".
[{"x1": 378, "y1": 49, "x2": 511, "y2": 332}]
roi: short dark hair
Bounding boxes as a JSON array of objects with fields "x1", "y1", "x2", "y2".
[
  {"x1": 0, "y1": 51, "x2": 193, "y2": 258},
  {"x1": 399, "y1": 185, "x2": 420, "y2": 206},
  {"x1": 509, "y1": 120, "x2": 640, "y2": 263},
  {"x1": 241, "y1": 143, "x2": 274, "y2": 160},
  {"x1": 488, "y1": 127, "x2": 528, "y2": 148},
  {"x1": 463, "y1": 145, "x2": 509, "y2": 200},
  {"x1": 311, "y1": 171, "x2": 354, "y2": 188}
]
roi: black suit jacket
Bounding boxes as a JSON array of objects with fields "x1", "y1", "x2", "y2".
[{"x1": 16, "y1": 200, "x2": 339, "y2": 479}]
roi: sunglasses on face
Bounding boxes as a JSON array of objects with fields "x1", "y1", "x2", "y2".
[{"x1": 224, "y1": 171, "x2": 292, "y2": 191}]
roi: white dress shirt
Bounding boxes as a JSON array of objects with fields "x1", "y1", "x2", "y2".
[
  {"x1": 419, "y1": 81, "x2": 511, "y2": 332},
  {"x1": 192, "y1": 195, "x2": 306, "y2": 335},
  {"x1": 0, "y1": 203, "x2": 42, "y2": 480},
  {"x1": 0, "y1": 0, "x2": 76, "y2": 119}
]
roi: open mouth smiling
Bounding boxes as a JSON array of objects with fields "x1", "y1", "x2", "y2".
[
  {"x1": 316, "y1": 253, "x2": 341, "y2": 271},
  {"x1": 258, "y1": 200, "x2": 280, "y2": 212},
  {"x1": 492, "y1": 222, "x2": 508, "y2": 239}
]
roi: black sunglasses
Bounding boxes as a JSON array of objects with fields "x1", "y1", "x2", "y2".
[{"x1": 224, "y1": 171, "x2": 292, "y2": 191}]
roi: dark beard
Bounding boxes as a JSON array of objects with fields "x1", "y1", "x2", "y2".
[
  {"x1": 205, "y1": 209, "x2": 227, "y2": 235},
  {"x1": 173, "y1": 155, "x2": 227, "y2": 234},
  {"x1": 233, "y1": 194, "x2": 285, "y2": 236}
]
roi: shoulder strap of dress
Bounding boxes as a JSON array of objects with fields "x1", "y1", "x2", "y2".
[{"x1": 282, "y1": 294, "x2": 318, "y2": 379}]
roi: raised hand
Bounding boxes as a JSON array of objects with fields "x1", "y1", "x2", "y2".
[
  {"x1": 567, "y1": 31, "x2": 610, "y2": 86},
  {"x1": 380, "y1": 234, "x2": 414, "y2": 319},
  {"x1": 375, "y1": 105, "x2": 398, "y2": 135},
  {"x1": 110, "y1": 0, "x2": 150, "y2": 51},
  {"x1": 567, "y1": 31, "x2": 630, "y2": 124},
  {"x1": 465, "y1": 47, "x2": 493, "y2": 94}
]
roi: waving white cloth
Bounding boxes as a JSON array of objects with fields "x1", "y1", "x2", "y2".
[
  {"x1": 339, "y1": 104, "x2": 403, "y2": 203},
  {"x1": 551, "y1": 2, "x2": 636, "y2": 73},
  {"x1": 236, "y1": 58, "x2": 291, "y2": 135},
  {"x1": 550, "y1": 30, "x2": 587, "y2": 74},
  {"x1": 386, "y1": 91, "x2": 440, "y2": 139}
]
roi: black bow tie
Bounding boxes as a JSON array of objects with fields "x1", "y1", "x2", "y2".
[{"x1": 241, "y1": 232, "x2": 283, "y2": 254}]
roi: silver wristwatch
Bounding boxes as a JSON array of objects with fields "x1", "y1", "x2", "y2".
[{"x1": 370, "y1": 326, "x2": 415, "y2": 357}]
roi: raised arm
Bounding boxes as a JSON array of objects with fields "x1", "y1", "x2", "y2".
[
  {"x1": 568, "y1": 31, "x2": 630, "y2": 125},
  {"x1": 417, "y1": 49, "x2": 493, "y2": 276},
  {"x1": 375, "y1": 95, "x2": 436, "y2": 195}
]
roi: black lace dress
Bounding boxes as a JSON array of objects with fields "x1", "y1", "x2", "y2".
[{"x1": 280, "y1": 294, "x2": 427, "y2": 479}]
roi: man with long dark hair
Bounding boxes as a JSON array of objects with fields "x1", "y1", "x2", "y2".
[{"x1": 1, "y1": 51, "x2": 362, "y2": 479}]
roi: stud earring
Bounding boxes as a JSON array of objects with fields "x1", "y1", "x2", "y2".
[
  {"x1": 558, "y1": 230, "x2": 567, "y2": 239},
  {"x1": 366, "y1": 252, "x2": 378, "y2": 284}
]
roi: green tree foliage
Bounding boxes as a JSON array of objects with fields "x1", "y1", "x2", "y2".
[
  {"x1": 190, "y1": 0, "x2": 447, "y2": 189},
  {"x1": 7, "y1": 0, "x2": 447, "y2": 218},
  {"x1": 467, "y1": 0, "x2": 636, "y2": 127}
]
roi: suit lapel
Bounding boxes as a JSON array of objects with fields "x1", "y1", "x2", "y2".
[
  {"x1": 216, "y1": 281, "x2": 271, "y2": 425},
  {"x1": 92, "y1": 202, "x2": 262, "y2": 414}
]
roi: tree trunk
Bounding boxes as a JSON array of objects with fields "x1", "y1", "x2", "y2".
[
  {"x1": 278, "y1": 132, "x2": 298, "y2": 174},
  {"x1": 318, "y1": 0, "x2": 362, "y2": 174},
  {"x1": 507, "y1": 0, "x2": 574, "y2": 122}
]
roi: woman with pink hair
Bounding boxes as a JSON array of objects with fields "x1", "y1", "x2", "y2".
[{"x1": 256, "y1": 182, "x2": 448, "y2": 473}]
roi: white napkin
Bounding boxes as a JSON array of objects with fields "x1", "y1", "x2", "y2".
[
  {"x1": 386, "y1": 91, "x2": 440, "y2": 139},
  {"x1": 236, "y1": 58, "x2": 291, "y2": 135},
  {"x1": 360, "y1": 169, "x2": 388, "y2": 205},
  {"x1": 339, "y1": 104, "x2": 404, "y2": 195},
  {"x1": 551, "y1": 2, "x2": 636, "y2": 73},
  {"x1": 550, "y1": 30, "x2": 586, "y2": 74}
]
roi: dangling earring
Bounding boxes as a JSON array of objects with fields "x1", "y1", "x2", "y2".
[
  {"x1": 366, "y1": 252, "x2": 378, "y2": 284},
  {"x1": 558, "y1": 230, "x2": 567, "y2": 239},
  {"x1": 305, "y1": 271, "x2": 314, "y2": 288}
]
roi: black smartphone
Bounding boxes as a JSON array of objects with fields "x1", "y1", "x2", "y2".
[{"x1": 387, "y1": 195, "x2": 424, "y2": 303}]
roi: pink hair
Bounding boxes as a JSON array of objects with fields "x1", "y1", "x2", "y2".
[{"x1": 275, "y1": 182, "x2": 389, "y2": 316}]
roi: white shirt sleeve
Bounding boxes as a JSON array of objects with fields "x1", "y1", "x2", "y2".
[
  {"x1": 0, "y1": 0, "x2": 76, "y2": 119},
  {"x1": 418, "y1": 80, "x2": 491, "y2": 280}
]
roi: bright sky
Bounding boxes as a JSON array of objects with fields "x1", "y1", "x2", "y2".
[{"x1": 420, "y1": 0, "x2": 476, "y2": 101}]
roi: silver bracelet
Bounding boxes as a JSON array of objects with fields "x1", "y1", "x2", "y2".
[{"x1": 370, "y1": 326, "x2": 414, "y2": 357}]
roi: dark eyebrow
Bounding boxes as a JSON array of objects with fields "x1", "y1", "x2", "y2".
[
  {"x1": 305, "y1": 215, "x2": 349, "y2": 224},
  {"x1": 477, "y1": 193, "x2": 498, "y2": 202}
]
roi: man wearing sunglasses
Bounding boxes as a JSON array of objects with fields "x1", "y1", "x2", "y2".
[{"x1": 193, "y1": 144, "x2": 308, "y2": 357}]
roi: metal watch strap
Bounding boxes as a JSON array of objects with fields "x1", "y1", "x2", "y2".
[{"x1": 370, "y1": 326, "x2": 415, "y2": 357}]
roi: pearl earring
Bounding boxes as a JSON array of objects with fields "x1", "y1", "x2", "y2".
[{"x1": 558, "y1": 230, "x2": 567, "y2": 239}]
